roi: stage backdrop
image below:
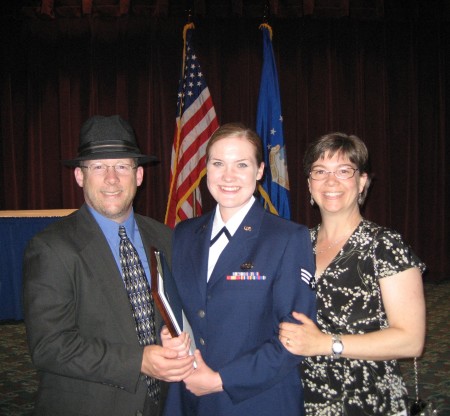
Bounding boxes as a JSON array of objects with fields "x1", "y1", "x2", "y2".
[{"x1": 1, "y1": 1, "x2": 449, "y2": 281}]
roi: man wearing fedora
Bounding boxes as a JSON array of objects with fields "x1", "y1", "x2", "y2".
[{"x1": 23, "y1": 115, "x2": 194, "y2": 416}]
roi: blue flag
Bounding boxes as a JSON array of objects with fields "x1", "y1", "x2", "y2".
[{"x1": 256, "y1": 24, "x2": 291, "y2": 220}]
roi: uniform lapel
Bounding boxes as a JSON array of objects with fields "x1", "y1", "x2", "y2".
[
  {"x1": 187, "y1": 214, "x2": 214, "y2": 299},
  {"x1": 207, "y1": 202, "x2": 264, "y2": 289}
]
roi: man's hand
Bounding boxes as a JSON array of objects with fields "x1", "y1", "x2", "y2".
[
  {"x1": 141, "y1": 344, "x2": 195, "y2": 382},
  {"x1": 160, "y1": 326, "x2": 192, "y2": 358}
]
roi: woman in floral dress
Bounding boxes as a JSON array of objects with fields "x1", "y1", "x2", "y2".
[{"x1": 279, "y1": 133, "x2": 426, "y2": 415}]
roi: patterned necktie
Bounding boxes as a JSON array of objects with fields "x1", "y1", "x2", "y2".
[{"x1": 118, "y1": 225, "x2": 160, "y2": 402}]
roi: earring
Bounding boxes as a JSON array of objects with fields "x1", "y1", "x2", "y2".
[
  {"x1": 310, "y1": 195, "x2": 314, "y2": 206},
  {"x1": 358, "y1": 193, "x2": 363, "y2": 205}
]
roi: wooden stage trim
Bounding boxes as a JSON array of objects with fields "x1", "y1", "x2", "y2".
[{"x1": 0, "y1": 209, "x2": 77, "y2": 217}]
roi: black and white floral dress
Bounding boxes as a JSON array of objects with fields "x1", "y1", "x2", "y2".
[{"x1": 302, "y1": 219, "x2": 426, "y2": 416}]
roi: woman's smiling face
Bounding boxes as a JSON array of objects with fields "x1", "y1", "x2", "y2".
[
  {"x1": 309, "y1": 151, "x2": 367, "y2": 215},
  {"x1": 206, "y1": 135, "x2": 264, "y2": 223}
]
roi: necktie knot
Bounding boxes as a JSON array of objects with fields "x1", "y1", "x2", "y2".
[
  {"x1": 210, "y1": 226, "x2": 231, "y2": 247},
  {"x1": 118, "y1": 225, "x2": 127, "y2": 240}
]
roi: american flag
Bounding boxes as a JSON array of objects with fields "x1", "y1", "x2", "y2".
[{"x1": 165, "y1": 23, "x2": 219, "y2": 228}]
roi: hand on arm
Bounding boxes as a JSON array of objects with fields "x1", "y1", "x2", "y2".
[
  {"x1": 280, "y1": 268, "x2": 426, "y2": 361},
  {"x1": 279, "y1": 313, "x2": 330, "y2": 356},
  {"x1": 183, "y1": 350, "x2": 223, "y2": 396}
]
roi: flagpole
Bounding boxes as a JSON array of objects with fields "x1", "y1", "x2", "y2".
[
  {"x1": 262, "y1": 0, "x2": 270, "y2": 24},
  {"x1": 165, "y1": 22, "x2": 189, "y2": 225},
  {"x1": 256, "y1": 4, "x2": 291, "y2": 220},
  {"x1": 190, "y1": 6, "x2": 197, "y2": 224},
  {"x1": 165, "y1": 9, "x2": 219, "y2": 227},
  {"x1": 186, "y1": 3, "x2": 197, "y2": 219}
]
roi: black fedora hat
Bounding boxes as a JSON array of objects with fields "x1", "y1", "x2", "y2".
[{"x1": 63, "y1": 115, "x2": 158, "y2": 166}]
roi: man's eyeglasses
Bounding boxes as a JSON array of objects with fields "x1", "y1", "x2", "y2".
[
  {"x1": 80, "y1": 163, "x2": 137, "y2": 176},
  {"x1": 309, "y1": 167, "x2": 359, "y2": 181}
]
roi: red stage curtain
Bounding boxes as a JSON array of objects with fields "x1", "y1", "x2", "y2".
[{"x1": 1, "y1": 2, "x2": 448, "y2": 281}]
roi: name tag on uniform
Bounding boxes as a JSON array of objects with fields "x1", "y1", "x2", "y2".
[{"x1": 226, "y1": 272, "x2": 267, "y2": 281}]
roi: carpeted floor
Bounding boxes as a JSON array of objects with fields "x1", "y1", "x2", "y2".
[
  {"x1": 1, "y1": 281, "x2": 449, "y2": 415},
  {"x1": 399, "y1": 281, "x2": 450, "y2": 415}
]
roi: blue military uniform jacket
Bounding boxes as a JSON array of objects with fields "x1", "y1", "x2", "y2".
[{"x1": 163, "y1": 201, "x2": 316, "y2": 416}]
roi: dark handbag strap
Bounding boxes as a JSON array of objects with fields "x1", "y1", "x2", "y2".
[
  {"x1": 413, "y1": 357, "x2": 420, "y2": 402},
  {"x1": 371, "y1": 231, "x2": 432, "y2": 414}
]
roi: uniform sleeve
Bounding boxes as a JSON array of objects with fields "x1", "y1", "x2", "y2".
[
  {"x1": 374, "y1": 228, "x2": 426, "y2": 279},
  {"x1": 219, "y1": 225, "x2": 317, "y2": 404}
]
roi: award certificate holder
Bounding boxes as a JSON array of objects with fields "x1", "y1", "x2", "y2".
[{"x1": 150, "y1": 248, "x2": 196, "y2": 357}]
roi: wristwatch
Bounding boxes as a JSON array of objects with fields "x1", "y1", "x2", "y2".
[{"x1": 331, "y1": 334, "x2": 344, "y2": 359}]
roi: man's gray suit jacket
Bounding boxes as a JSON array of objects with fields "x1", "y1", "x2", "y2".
[{"x1": 23, "y1": 204, "x2": 172, "y2": 416}]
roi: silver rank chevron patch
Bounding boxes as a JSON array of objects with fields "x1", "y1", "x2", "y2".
[{"x1": 300, "y1": 268, "x2": 316, "y2": 290}]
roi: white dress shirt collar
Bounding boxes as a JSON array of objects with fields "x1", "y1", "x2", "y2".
[
  {"x1": 208, "y1": 197, "x2": 256, "y2": 281},
  {"x1": 211, "y1": 196, "x2": 256, "y2": 239}
]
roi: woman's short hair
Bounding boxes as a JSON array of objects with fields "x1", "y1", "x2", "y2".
[
  {"x1": 206, "y1": 123, "x2": 263, "y2": 166},
  {"x1": 303, "y1": 132, "x2": 371, "y2": 203}
]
